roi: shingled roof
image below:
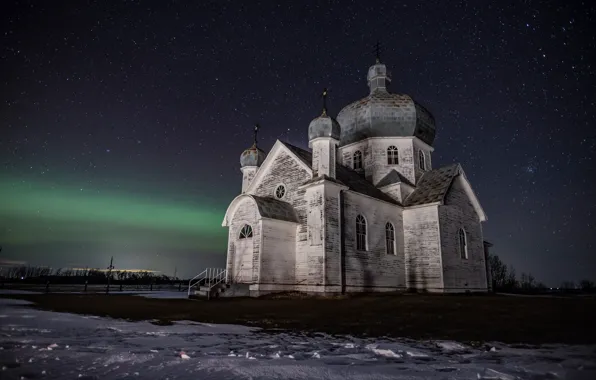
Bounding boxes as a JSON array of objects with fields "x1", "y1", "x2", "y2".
[
  {"x1": 281, "y1": 141, "x2": 400, "y2": 205},
  {"x1": 376, "y1": 169, "x2": 415, "y2": 187},
  {"x1": 404, "y1": 164, "x2": 461, "y2": 206},
  {"x1": 252, "y1": 195, "x2": 300, "y2": 223}
]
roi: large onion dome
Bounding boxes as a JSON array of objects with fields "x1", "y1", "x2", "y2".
[{"x1": 336, "y1": 61, "x2": 436, "y2": 147}]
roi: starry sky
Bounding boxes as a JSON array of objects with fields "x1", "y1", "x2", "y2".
[{"x1": 1, "y1": 0, "x2": 594, "y2": 284}]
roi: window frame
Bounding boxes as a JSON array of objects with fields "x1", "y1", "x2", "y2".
[
  {"x1": 387, "y1": 146, "x2": 399, "y2": 165},
  {"x1": 274, "y1": 184, "x2": 286, "y2": 199},
  {"x1": 385, "y1": 222, "x2": 395, "y2": 255},
  {"x1": 418, "y1": 150, "x2": 426, "y2": 171},
  {"x1": 458, "y1": 228, "x2": 468, "y2": 259},
  {"x1": 353, "y1": 150, "x2": 363, "y2": 170},
  {"x1": 356, "y1": 214, "x2": 367, "y2": 251},
  {"x1": 239, "y1": 224, "x2": 253, "y2": 239}
]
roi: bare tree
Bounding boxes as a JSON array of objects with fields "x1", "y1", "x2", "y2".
[{"x1": 579, "y1": 280, "x2": 594, "y2": 292}]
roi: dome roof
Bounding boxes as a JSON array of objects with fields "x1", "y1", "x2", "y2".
[
  {"x1": 240, "y1": 144, "x2": 266, "y2": 167},
  {"x1": 308, "y1": 114, "x2": 341, "y2": 142},
  {"x1": 336, "y1": 62, "x2": 436, "y2": 147}
]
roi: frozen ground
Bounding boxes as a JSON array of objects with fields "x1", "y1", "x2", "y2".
[{"x1": 1, "y1": 297, "x2": 595, "y2": 379}]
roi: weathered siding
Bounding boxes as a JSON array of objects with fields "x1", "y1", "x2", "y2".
[
  {"x1": 301, "y1": 186, "x2": 325, "y2": 285},
  {"x1": 260, "y1": 219, "x2": 296, "y2": 285},
  {"x1": 379, "y1": 183, "x2": 402, "y2": 203},
  {"x1": 341, "y1": 191, "x2": 405, "y2": 290},
  {"x1": 311, "y1": 139, "x2": 337, "y2": 178},
  {"x1": 439, "y1": 176, "x2": 487, "y2": 291},
  {"x1": 226, "y1": 198, "x2": 260, "y2": 283},
  {"x1": 403, "y1": 205, "x2": 443, "y2": 290},
  {"x1": 241, "y1": 167, "x2": 257, "y2": 193},
  {"x1": 413, "y1": 144, "x2": 432, "y2": 183},
  {"x1": 251, "y1": 150, "x2": 312, "y2": 286},
  {"x1": 323, "y1": 185, "x2": 342, "y2": 289},
  {"x1": 339, "y1": 137, "x2": 432, "y2": 187}
]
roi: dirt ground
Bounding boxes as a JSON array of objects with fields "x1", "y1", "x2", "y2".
[{"x1": 2, "y1": 292, "x2": 595, "y2": 345}]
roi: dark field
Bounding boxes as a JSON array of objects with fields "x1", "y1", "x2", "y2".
[{"x1": 2, "y1": 292, "x2": 595, "y2": 345}]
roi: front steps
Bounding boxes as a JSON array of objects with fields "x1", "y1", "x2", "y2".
[{"x1": 188, "y1": 282, "x2": 250, "y2": 300}]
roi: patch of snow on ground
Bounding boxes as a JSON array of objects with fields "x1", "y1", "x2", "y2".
[{"x1": 0, "y1": 297, "x2": 595, "y2": 379}]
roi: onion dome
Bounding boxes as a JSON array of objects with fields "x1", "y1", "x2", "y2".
[
  {"x1": 240, "y1": 124, "x2": 266, "y2": 167},
  {"x1": 240, "y1": 143, "x2": 266, "y2": 167},
  {"x1": 308, "y1": 88, "x2": 341, "y2": 142},
  {"x1": 336, "y1": 61, "x2": 436, "y2": 147}
]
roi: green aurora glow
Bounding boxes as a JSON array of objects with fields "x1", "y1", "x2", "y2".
[{"x1": 0, "y1": 177, "x2": 229, "y2": 272}]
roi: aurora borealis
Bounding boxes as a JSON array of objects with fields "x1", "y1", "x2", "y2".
[
  {"x1": 0, "y1": 176, "x2": 228, "y2": 274},
  {"x1": 2, "y1": 1, "x2": 595, "y2": 283}
]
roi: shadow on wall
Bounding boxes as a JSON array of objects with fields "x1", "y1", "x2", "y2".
[{"x1": 407, "y1": 255, "x2": 429, "y2": 293}]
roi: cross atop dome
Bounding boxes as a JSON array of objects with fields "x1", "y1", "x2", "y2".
[{"x1": 374, "y1": 40, "x2": 382, "y2": 64}]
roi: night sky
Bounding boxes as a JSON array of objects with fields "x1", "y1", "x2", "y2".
[{"x1": 1, "y1": 1, "x2": 594, "y2": 284}]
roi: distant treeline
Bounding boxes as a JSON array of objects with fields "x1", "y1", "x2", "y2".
[
  {"x1": 0, "y1": 265, "x2": 182, "y2": 285},
  {"x1": 488, "y1": 254, "x2": 595, "y2": 293}
]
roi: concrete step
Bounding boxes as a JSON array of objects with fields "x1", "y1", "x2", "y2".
[{"x1": 189, "y1": 282, "x2": 238, "y2": 299}]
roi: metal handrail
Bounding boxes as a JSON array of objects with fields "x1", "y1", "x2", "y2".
[
  {"x1": 187, "y1": 268, "x2": 207, "y2": 296},
  {"x1": 206, "y1": 268, "x2": 227, "y2": 300},
  {"x1": 187, "y1": 267, "x2": 227, "y2": 299}
]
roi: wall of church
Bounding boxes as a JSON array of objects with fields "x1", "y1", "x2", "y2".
[
  {"x1": 341, "y1": 191, "x2": 406, "y2": 290},
  {"x1": 250, "y1": 150, "x2": 314, "y2": 286},
  {"x1": 226, "y1": 198, "x2": 260, "y2": 283},
  {"x1": 241, "y1": 167, "x2": 257, "y2": 193},
  {"x1": 300, "y1": 186, "x2": 326, "y2": 285},
  {"x1": 439, "y1": 176, "x2": 488, "y2": 292},
  {"x1": 338, "y1": 137, "x2": 432, "y2": 187},
  {"x1": 259, "y1": 219, "x2": 296, "y2": 285},
  {"x1": 367, "y1": 138, "x2": 416, "y2": 185},
  {"x1": 379, "y1": 183, "x2": 402, "y2": 203},
  {"x1": 403, "y1": 205, "x2": 444, "y2": 290},
  {"x1": 413, "y1": 142, "x2": 432, "y2": 183},
  {"x1": 323, "y1": 185, "x2": 341, "y2": 288}
]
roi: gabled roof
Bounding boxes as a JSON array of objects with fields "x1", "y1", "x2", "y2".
[
  {"x1": 404, "y1": 164, "x2": 460, "y2": 206},
  {"x1": 282, "y1": 141, "x2": 314, "y2": 167},
  {"x1": 222, "y1": 194, "x2": 299, "y2": 226},
  {"x1": 244, "y1": 140, "x2": 312, "y2": 194},
  {"x1": 404, "y1": 163, "x2": 487, "y2": 221},
  {"x1": 280, "y1": 141, "x2": 400, "y2": 205},
  {"x1": 376, "y1": 169, "x2": 415, "y2": 188}
]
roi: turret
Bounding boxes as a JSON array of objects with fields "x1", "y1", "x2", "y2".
[
  {"x1": 240, "y1": 124, "x2": 265, "y2": 193},
  {"x1": 308, "y1": 88, "x2": 341, "y2": 179}
]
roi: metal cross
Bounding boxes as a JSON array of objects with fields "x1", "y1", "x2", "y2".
[
  {"x1": 322, "y1": 88, "x2": 328, "y2": 116},
  {"x1": 374, "y1": 40, "x2": 382, "y2": 63},
  {"x1": 253, "y1": 123, "x2": 260, "y2": 146}
]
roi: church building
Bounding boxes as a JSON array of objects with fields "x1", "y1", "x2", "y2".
[{"x1": 221, "y1": 58, "x2": 489, "y2": 296}]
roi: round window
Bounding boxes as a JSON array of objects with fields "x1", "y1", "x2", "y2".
[{"x1": 275, "y1": 185, "x2": 286, "y2": 199}]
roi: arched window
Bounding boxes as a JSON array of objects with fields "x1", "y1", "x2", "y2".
[
  {"x1": 418, "y1": 150, "x2": 426, "y2": 171},
  {"x1": 387, "y1": 146, "x2": 399, "y2": 165},
  {"x1": 353, "y1": 150, "x2": 363, "y2": 170},
  {"x1": 239, "y1": 224, "x2": 253, "y2": 239},
  {"x1": 385, "y1": 222, "x2": 395, "y2": 255},
  {"x1": 356, "y1": 214, "x2": 367, "y2": 251},
  {"x1": 458, "y1": 228, "x2": 468, "y2": 259}
]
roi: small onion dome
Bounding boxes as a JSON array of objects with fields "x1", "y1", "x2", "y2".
[
  {"x1": 240, "y1": 144, "x2": 266, "y2": 167},
  {"x1": 308, "y1": 114, "x2": 341, "y2": 141}
]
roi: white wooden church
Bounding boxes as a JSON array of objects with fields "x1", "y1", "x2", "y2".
[{"x1": 219, "y1": 58, "x2": 492, "y2": 296}]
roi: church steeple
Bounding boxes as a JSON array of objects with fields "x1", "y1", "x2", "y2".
[{"x1": 308, "y1": 89, "x2": 341, "y2": 179}]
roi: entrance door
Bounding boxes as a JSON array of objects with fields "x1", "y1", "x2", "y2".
[{"x1": 233, "y1": 237, "x2": 253, "y2": 283}]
